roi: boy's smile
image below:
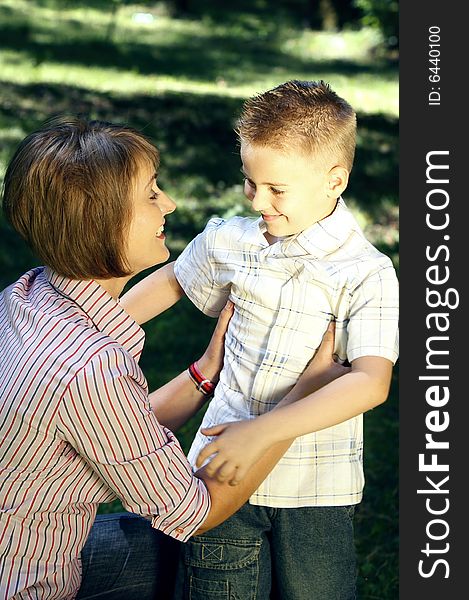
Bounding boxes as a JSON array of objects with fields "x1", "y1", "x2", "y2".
[{"x1": 240, "y1": 142, "x2": 348, "y2": 240}]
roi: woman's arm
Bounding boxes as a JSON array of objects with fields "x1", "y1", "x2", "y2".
[
  {"x1": 195, "y1": 437, "x2": 294, "y2": 533},
  {"x1": 120, "y1": 262, "x2": 184, "y2": 325},
  {"x1": 148, "y1": 301, "x2": 233, "y2": 431}
]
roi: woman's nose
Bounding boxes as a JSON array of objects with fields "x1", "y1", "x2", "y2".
[{"x1": 160, "y1": 192, "x2": 176, "y2": 215}]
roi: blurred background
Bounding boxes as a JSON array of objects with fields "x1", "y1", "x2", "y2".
[{"x1": 0, "y1": 1, "x2": 398, "y2": 597}]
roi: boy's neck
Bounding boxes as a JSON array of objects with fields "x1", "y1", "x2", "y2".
[{"x1": 264, "y1": 232, "x2": 291, "y2": 245}]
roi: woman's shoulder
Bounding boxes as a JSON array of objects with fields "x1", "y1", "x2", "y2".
[{"x1": 3, "y1": 267, "x2": 142, "y2": 385}]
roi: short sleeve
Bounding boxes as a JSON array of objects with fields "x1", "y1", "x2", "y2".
[
  {"x1": 346, "y1": 262, "x2": 399, "y2": 364},
  {"x1": 57, "y1": 346, "x2": 210, "y2": 541},
  {"x1": 174, "y1": 217, "x2": 231, "y2": 317}
]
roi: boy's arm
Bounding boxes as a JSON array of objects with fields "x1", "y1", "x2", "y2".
[
  {"x1": 197, "y1": 354, "x2": 392, "y2": 485},
  {"x1": 148, "y1": 301, "x2": 233, "y2": 431},
  {"x1": 120, "y1": 262, "x2": 184, "y2": 325}
]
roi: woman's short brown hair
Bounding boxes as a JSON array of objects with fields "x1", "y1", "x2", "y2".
[
  {"x1": 236, "y1": 80, "x2": 357, "y2": 172},
  {"x1": 2, "y1": 115, "x2": 159, "y2": 279}
]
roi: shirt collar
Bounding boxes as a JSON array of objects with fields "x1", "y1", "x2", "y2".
[
  {"x1": 44, "y1": 267, "x2": 145, "y2": 360},
  {"x1": 241, "y1": 217, "x2": 270, "y2": 247},
  {"x1": 251, "y1": 197, "x2": 363, "y2": 258}
]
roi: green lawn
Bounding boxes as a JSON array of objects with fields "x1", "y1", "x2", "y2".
[{"x1": 0, "y1": 2, "x2": 398, "y2": 598}]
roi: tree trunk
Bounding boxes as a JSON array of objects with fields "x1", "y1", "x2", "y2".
[{"x1": 319, "y1": 0, "x2": 338, "y2": 31}]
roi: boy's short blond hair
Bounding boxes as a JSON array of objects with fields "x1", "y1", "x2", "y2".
[
  {"x1": 236, "y1": 80, "x2": 356, "y2": 172},
  {"x1": 2, "y1": 116, "x2": 159, "y2": 280}
]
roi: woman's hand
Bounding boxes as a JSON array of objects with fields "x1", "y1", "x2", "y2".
[
  {"x1": 280, "y1": 321, "x2": 351, "y2": 406},
  {"x1": 196, "y1": 300, "x2": 234, "y2": 383},
  {"x1": 195, "y1": 320, "x2": 350, "y2": 485}
]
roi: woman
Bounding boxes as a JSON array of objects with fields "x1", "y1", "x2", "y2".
[{"x1": 0, "y1": 117, "x2": 346, "y2": 600}]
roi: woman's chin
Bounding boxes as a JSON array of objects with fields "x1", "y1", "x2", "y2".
[{"x1": 152, "y1": 247, "x2": 170, "y2": 267}]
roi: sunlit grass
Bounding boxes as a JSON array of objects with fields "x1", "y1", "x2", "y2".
[
  {"x1": 0, "y1": 0, "x2": 397, "y2": 116},
  {"x1": 0, "y1": 53, "x2": 398, "y2": 115}
]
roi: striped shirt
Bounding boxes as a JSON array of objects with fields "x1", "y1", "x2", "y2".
[
  {"x1": 0, "y1": 267, "x2": 210, "y2": 600},
  {"x1": 175, "y1": 198, "x2": 399, "y2": 508}
]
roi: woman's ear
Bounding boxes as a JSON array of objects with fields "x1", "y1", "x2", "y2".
[{"x1": 327, "y1": 166, "x2": 349, "y2": 198}]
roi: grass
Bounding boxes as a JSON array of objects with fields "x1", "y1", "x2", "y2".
[
  {"x1": 0, "y1": 1, "x2": 397, "y2": 115},
  {"x1": 0, "y1": 2, "x2": 398, "y2": 598}
]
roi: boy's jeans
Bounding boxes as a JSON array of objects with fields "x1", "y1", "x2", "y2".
[
  {"x1": 174, "y1": 503, "x2": 356, "y2": 600},
  {"x1": 76, "y1": 512, "x2": 180, "y2": 600}
]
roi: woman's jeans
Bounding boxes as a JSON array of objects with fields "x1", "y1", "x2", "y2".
[
  {"x1": 76, "y1": 512, "x2": 180, "y2": 600},
  {"x1": 174, "y1": 503, "x2": 357, "y2": 600}
]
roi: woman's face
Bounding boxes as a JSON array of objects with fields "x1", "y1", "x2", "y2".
[{"x1": 126, "y1": 160, "x2": 176, "y2": 275}]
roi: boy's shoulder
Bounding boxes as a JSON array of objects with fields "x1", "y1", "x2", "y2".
[
  {"x1": 332, "y1": 201, "x2": 396, "y2": 272},
  {"x1": 331, "y1": 231, "x2": 397, "y2": 285},
  {"x1": 349, "y1": 234, "x2": 394, "y2": 266},
  {"x1": 203, "y1": 215, "x2": 257, "y2": 233},
  {"x1": 199, "y1": 215, "x2": 259, "y2": 245},
  {"x1": 298, "y1": 201, "x2": 395, "y2": 274}
]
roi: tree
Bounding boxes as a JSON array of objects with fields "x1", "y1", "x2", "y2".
[{"x1": 354, "y1": 0, "x2": 398, "y2": 47}]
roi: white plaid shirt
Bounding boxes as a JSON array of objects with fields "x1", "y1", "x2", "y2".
[{"x1": 174, "y1": 198, "x2": 399, "y2": 507}]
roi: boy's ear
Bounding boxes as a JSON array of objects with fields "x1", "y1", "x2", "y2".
[{"x1": 326, "y1": 166, "x2": 349, "y2": 198}]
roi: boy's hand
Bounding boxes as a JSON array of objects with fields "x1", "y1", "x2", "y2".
[
  {"x1": 196, "y1": 300, "x2": 234, "y2": 383},
  {"x1": 196, "y1": 419, "x2": 272, "y2": 486}
]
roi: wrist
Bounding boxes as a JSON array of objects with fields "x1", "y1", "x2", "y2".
[
  {"x1": 197, "y1": 354, "x2": 220, "y2": 383},
  {"x1": 255, "y1": 411, "x2": 284, "y2": 445},
  {"x1": 188, "y1": 361, "x2": 216, "y2": 398}
]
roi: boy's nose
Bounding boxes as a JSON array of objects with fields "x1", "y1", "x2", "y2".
[{"x1": 250, "y1": 190, "x2": 271, "y2": 213}]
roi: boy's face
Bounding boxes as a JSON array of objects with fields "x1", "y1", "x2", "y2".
[{"x1": 240, "y1": 142, "x2": 343, "y2": 238}]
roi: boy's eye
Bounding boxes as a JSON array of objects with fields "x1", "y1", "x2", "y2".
[
  {"x1": 270, "y1": 187, "x2": 284, "y2": 195},
  {"x1": 244, "y1": 178, "x2": 255, "y2": 188}
]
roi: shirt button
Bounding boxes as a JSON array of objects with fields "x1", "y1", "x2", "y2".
[{"x1": 176, "y1": 527, "x2": 184, "y2": 534}]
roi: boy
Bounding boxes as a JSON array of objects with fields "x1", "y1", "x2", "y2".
[{"x1": 122, "y1": 80, "x2": 398, "y2": 599}]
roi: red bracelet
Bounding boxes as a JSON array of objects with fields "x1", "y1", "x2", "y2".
[{"x1": 188, "y1": 362, "x2": 216, "y2": 397}]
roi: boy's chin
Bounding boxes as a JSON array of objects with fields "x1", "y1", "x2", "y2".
[{"x1": 267, "y1": 225, "x2": 301, "y2": 238}]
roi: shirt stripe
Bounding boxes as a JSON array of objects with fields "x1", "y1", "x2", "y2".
[{"x1": 0, "y1": 267, "x2": 210, "y2": 600}]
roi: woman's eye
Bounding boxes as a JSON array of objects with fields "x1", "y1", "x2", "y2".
[{"x1": 150, "y1": 191, "x2": 160, "y2": 200}]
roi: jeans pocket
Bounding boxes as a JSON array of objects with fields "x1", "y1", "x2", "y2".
[
  {"x1": 183, "y1": 536, "x2": 261, "y2": 600},
  {"x1": 184, "y1": 536, "x2": 261, "y2": 570},
  {"x1": 343, "y1": 505, "x2": 356, "y2": 520},
  {"x1": 189, "y1": 575, "x2": 229, "y2": 599}
]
